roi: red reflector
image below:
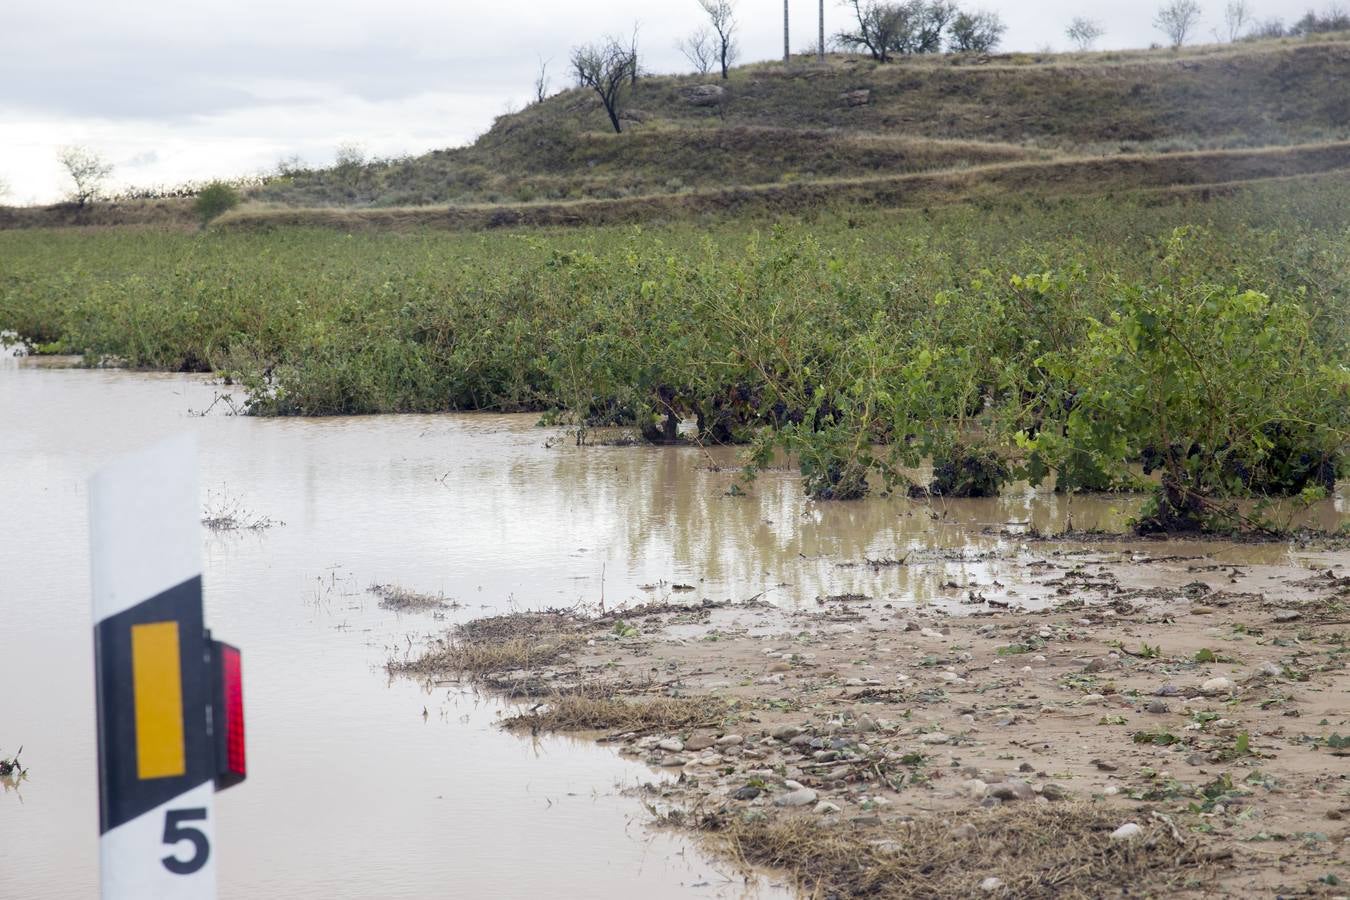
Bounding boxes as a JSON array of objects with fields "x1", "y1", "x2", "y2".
[
  {"x1": 221, "y1": 645, "x2": 246, "y2": 778},
  {"x1": 210, "y1": 637, "x2": 246, "y2": 791}
]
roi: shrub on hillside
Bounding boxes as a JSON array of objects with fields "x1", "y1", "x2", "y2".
[{"x1": 194, "y1": 181, "x2": 242, "y2": 225}]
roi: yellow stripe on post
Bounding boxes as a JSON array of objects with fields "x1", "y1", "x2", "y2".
[{"x1": 130, "y1": 621, "x2": 186, "y2": 780}]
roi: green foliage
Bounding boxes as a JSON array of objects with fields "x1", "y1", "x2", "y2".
[
  {"x1": 193, "y1": 181, "x2": 242, "y2": 225},
  {"x1": 1, "y1": 182, "x2": 1345, "y2": 523}
]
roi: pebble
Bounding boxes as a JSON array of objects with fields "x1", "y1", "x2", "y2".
[
  {"x1": 1041, "y1": 783, "x2": 1070, "y2": 801},
  {"x1": 774, "y1": 788, "x2": 818, "y2": 808},
  {"x1": 988, "y1": 779, "x2": 1036, "y2": 802},
  {"x1": 1154, "y1": 684, "x2": 1180, "y2": 697},
  {"x1": 980, "y1": 877, "x2": 1004, "y2": 892},
  {"x1": 1083, "y1": 658, "x2": 1107, "y2": 673},
  {"x1": 1110, "y1": 823, "x2": 1143, "y2": 841},
  {"x1": 857, "y1": 715, "x2": 879, "y2": 733},
  {"x1": 658, "y1": 738, "x2": 684, "y2": 752},
  {"x1": 962, "y1": 779, "x2": 989, "y2": 799},
  {"x1": 814, "y1": 801, "x2": 841, "y2": 814},
  {"x1": 921, "y1": 627, "x2": 946, "y2": 640},
  {"x1": 716, "y1": 734, "x2": 744, "y2": 746},
  {"x1": 1146, "y1": 700, "x2": 1170, "y2": 714},
  {"x1": 683, "y1": 735, "x2": 715, "y2": 751},
  {"x1": 1272, "y1": 609, "x2": 1301, "y2": 623},
  {"x1": 771, "y1": 725, "x2": 802, "y2": 741},
  {"x1": 1201, "y1": 677, "x2": 1234, "y2": 696},
  {"x1": 919, "y1": 732, "x2": 951, "y2": 745},
  {"x1": 732, "y1": 785, "x2": 761, "y2": 800},
  {"x1": 1081, "y1": 693, "x2": 1106, "y2": 704}
]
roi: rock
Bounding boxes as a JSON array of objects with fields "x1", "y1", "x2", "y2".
[
  {"x1": 1201, "y1": 677, "x2": 1234, "y2": 696},
  {"x1": 951, "y1": 823, "x2": 978, "y2": 839},
  {"x1": 919, "y1": 732, "x2": 951, "y2": 745},
  {"x1": 988, "y1": 779, "x2": 1035, "y2": 802},
  {"x1": 921, "y1": 627, "x2": 945, "y2": 640},
  {"x1": 733, "y1": 785, "x2": 762, "y2": 801},
  {"x1": 1041, "y1": 783, "x2": 1070, "y2": 801},
  {"x1": 815, "y1": 800, "x2": 841, "y2": 814},
  {"x1": 683, "y1": 735, "x2": 715, "y2": 751},
  {"x1": 683, "y1": 84, "x2": 725, "y2": 107},
  {"x1": 1146, "y1": 700, "x2": 1170, "y2": 714},
  {"x1": 962, "y1": 779, "x2": 990, "y2": 800},
  {"x1": 1272, "y1": 609, "x2": 1301, "y2": 623},
  {"x1": 771, "y1": 725, "x2": 802, "y2": 741},
  {"x1": 1154, "y1": 684, "x2": 1180, "y2": 697},
  {"x1": 857, "y1": 715, "x2": 879, "y2": 732},
  {"x1": 1185, "y1": 752, "x2": 1208, "y2": 767},
  {"x1": 658, "y1": 738, "x2": 684, "y2": 752},
  {"x1": 656, "y1": 754, "x2": 685, "y2": 767},
  {"x1": 1191, "y1": 605, "x2": 1216, "y2": 615},
  {"x1": 1081, "y1": 693, "x2": 1106, "y2": 704},
  {"x1": 716, "y1": 734, "x2": 744, "y2": 747},
  {"x1": 1083, "y1": 658, "x2": 1107, "y2": 673},
  {"x1": 839, "y1": 88, "x2": 871, "y2": 107},
  {"x1": 980, "y1": 877, "x2": 1005, "y2": 893},
  {"x1": 1110, "y1": 823, "x2": 1143, "y2": 841},
  {"x1": 774, "y1": 787, "x2": 819, "y2": 808},
  {"x1": 896, "y1": 618, "x2": 918, "y2": 631}
]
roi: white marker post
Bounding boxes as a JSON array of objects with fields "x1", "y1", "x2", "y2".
[{"x1": 90, "y1": 435, "x2": 246, "y2": 900}]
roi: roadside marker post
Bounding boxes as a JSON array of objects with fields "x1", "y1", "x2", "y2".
[{"x1": 90, "y1": 435, "x2": 247, "y2": 899}]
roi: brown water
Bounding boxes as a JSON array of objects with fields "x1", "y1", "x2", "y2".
[{"x1": 0, "y1": 358, "x2": 1344, "y2": 898}]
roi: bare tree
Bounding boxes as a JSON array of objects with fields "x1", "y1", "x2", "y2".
[
  {"x1": 572, "y1": 38, "x2": 638, "y2": 134},
  {"x1": 1066, "y1": 16, "x2": 1105, "y2": 50},
  {"x1": 784, "y1": 0, "x2": 791, "y2": 63},
  {"x1": 838, "y1": 0, "x2": 954, "y2": 62},
  {"x1": 1222, "y1": 0, "x2": 1251, "y2": 40},
  {"x1": 628, "y1": 23, "x2": 642, "y2": 86},
  {"x1": 697, "y1": 0, "x2": 740, "y2": 79},
  {"x1": 948, "y1": 10, "x2": 1005, "y2": 52},
  {"x1": 58, "y1": 146, "x2": 113, "y2": 207},
  {"x1": 680, "y1": 27, "x2": 717, "y2": 74},
  {"x1": 534, "y1": 57, "x2": 551, "y2": 104},
  {"x1": 1155, "y1": 0, "x2": 1203, "y2": 47}
]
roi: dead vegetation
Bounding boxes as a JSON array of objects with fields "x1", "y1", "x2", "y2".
[
  {"x1": 503, "y1": 691, "x2": 728, "y2": 734},
  {"x1": 695, "y1": 805, "x2": 1219, "y2": 899},
  {"x1": 367, "y1": 583, "x2": 457, "y2": 612},
  {"x1": 201, "y1": 490, "x2": 281, "y2": 531},
  {"x1": 389, "y1": 610, "x2": 586, "y2": 676},
  {"x1": 0, "y1": 747, "x2": 25, "y2": 780}
]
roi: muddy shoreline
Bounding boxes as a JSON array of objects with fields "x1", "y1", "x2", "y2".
[{"x1": 398, "y1": 538, "x2": 1350, "y2": 897}]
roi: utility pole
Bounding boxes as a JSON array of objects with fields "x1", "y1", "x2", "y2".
[
  {"x1": 818, "y1": 0, "x2": 825, "y2": 61},
  {"x1": 784, "y1": 0, "x2": 790, "y2": 64}
]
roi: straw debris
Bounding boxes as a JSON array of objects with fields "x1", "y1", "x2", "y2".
[
  {"x1": 390, "y1": 610, "x2": 585, "y2": 676},
  {"x1": 699, "y1": 804, "x2": 1217, "y2": 899},
  {"x1": 504, "y1": 691, "x2": 728, "y2": 734}
]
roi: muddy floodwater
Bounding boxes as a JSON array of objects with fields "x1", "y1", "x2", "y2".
[{"x1": 1, "y1": 357, "x2": 1344, "y2": 898}]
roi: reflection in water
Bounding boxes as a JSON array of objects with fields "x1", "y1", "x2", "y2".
[{"x1": 0, "y1": 362, "x2": 1342, "y2": 899}]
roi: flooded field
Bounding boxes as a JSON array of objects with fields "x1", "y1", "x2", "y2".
[{"x1": 1, "y1": 356, "x2": 1345, "y2": 898}]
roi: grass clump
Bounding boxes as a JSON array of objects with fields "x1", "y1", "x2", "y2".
[
  {"x1": 367, "y1": 583, "x2": 457, "y2": 612},
  {"x1": 503, "y1": 691, "x2": 727, "y2": 733},
  {"x1": 391, "y1": 611, "x2": 585, "y2": 676},
  {"x1": 700, "y1": 805, "x2": 1218, "y2": 899}
]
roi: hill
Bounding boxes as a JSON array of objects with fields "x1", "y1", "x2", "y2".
[
  {"x1": 3, "y1": 33, "x2": 1349, "y2": 231},
  {"x1": 247, "y1": 34, "x2": 1350, "y2": 211}
]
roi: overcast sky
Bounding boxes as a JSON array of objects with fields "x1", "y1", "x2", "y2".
[{"x1": 0, "y1": 0, "x2": 1313, "y2": 203}]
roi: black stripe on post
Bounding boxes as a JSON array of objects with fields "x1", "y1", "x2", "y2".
[{"x1": 95, "y1": 576, "x2": 214, "y2": 834}]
